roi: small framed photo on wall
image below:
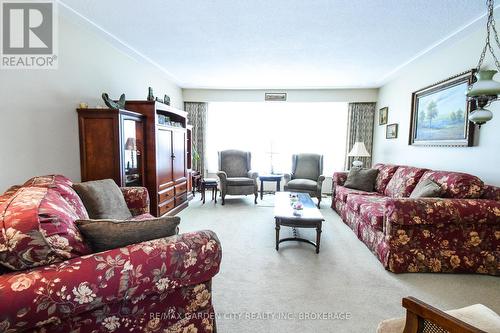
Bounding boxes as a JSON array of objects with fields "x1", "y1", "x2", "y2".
[
  {"x1": 386, "y1": 123, "x2": 398, "y2": 139},
  {"x1": 379, "y1": 107, "x2": 388, "y2": 125}
]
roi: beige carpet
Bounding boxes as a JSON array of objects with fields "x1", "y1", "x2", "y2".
[{"x1": 178, "y1": 194, "x2": 500, "y2": 333}]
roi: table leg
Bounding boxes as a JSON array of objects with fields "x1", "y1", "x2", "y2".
[
  {"x1": 214, "y1": 187, "x2": 218, "y2": 203},
  {"x1": 316, "y1": 224, "x2": 322, "y2": 254},
  {"x1": 275, "y1": 220, "x2": 280, "y2": 251},
  {"x1": 260, "y1": 180, "x2": 264, "y2": 199},
  {"x1": 276, "y1": 180, "x2": 280, "y2": 192},
  {"x1": 202, "y1": 185, "x2": 206, "y2": 204}
]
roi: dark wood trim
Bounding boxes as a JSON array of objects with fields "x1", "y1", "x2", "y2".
[{"x1": 402, "y1": 297, "x2": 486, "y2": 333}]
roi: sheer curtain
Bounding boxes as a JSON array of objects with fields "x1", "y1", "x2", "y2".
[{"x1": 206, "y1": 102, "x2": 348, "y2": 176}]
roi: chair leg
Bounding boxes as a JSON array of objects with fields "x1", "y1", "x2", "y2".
[
  {"x1": 317, "y1": 196, "x2": 321, "y2": 208},
  {"x1": 222, "y1": 194, "x2": 225, "y2": 205}
]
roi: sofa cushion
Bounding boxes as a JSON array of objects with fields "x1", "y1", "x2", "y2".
[
  {"x1": 417, "y1": 170, "x2": 484, "y2": 199},
  {"x1": 0, "y1": 187, "x2": 91, "y2": 270},
  {"x1": 347, "y1": 194, "x2": 387, "y2": 213},
  {"x1": 410, "y1": 179, "x2": 442, "y2": 198},
  {"x1": 286, "y1": 179, "x2": 318, "y2": 192},
  {"x1": 76, "y1": 216, "x2": 180, "y2": 252},
  {"x1": 344, "y1": 168, "x2": 379, "y2": 192},
  {"x1": 23, "y1": 175, "x2": 89, "y2": 219},
  {"x1": 373, "y1": 164, "x2": 399, "y2": 194},
  {"x1": 359, "y1": 200, "x2": 386, "y2": 232},
  {"x1": 335, "y1": 186, "x2": 382, "y2": 203},
  {"x1": 226, "y1": 177, "x2": 255, "y2": 186},
  {"x1": 73, "y1": 179, "x2": 132, "y2": 220},
  {"x1": 384, "y1": 166, "x2": 428, "y2": 198}
]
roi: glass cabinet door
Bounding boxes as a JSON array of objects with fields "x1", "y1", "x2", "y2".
[{"x1": 122, "y1": 116, "x2": 144, "y2": 187}]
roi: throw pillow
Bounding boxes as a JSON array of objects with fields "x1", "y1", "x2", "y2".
[
  {"x1": 344, "y1": 168, "x2": 379, "y2": 192},
  {"x1": 410, "y1": 178, "x2": 442, "y2": 198},
  {"x1": 73, "y1": 179, "x2": 132, "y2": 220},
  {"x1": 76, "y1": 216, "x2": 180, "y2": 252}
]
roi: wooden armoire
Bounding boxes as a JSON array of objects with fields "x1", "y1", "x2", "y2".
[
  {"x1": 125, "y1": 101, "x2": 189, "y2": 216},
  {"x1": 77, "y1": 101, "x2": 190, "y2": 216}
]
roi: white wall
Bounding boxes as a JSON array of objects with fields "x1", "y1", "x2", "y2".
[
  {"x1": 0, "y1": 14, "x2": 182, "y2": 191},
  {"x1": 374, "y1": 24, "x2": 500, "y2": 186},
  {"x1": 183, "y1": 88, "x2": 378, "y2": 103}
]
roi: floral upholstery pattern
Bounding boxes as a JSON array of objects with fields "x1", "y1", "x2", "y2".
[
  {"x1": 373, "y1": 164, "x2": 399, "y2": 194},
  {"x1": 0, "y1": 230, "x2": 221, "y2": 333},
  {"x1": 23, "y1": 175, "x2": 89, "y2": 220},
  {"x1": 335, "y1": 186, "x2": 381, "y2": 204},
  {"x1": 121, "y1": 187, "x2": 150, "y2": 217},
  {"x1": 0, "y1": 187, "x2": 91, "y2": 271},
  {"x1": 384, "y1": 166, "x2": 428, "y2": 198},
  {"x1": 417, "y1": 170, "x2": 484, "y2": 199},
  {"x1": 332, "y1": 164, "x2": 499, "y2": 275},
  {"x1": 483, "y1": 185, "x2": 500, "y2": 201}
]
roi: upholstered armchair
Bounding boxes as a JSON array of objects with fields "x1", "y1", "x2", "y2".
[
  {"x1": 284, "y1": 154, "x2": 325, "y2": 208},
  {"x1": 217, "y1": 150, "x2": 259, "y2": 205}
]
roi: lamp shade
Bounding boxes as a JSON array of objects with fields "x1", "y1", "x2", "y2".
[
  {"x1": 124, "y1": 137, "x2": 136, "y2": 150},
  {"x1": 348, "y1": 142, "x2": 370, "y2": 157},
  {"x1": 467, "y1": 70, "x2": 500, "y2": 98}
]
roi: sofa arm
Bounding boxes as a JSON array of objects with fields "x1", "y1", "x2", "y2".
[
  {"x1": 483, "y1": 185, "x2": 500, "y2": 201},
  {"x1": 332, "y1": 172, "x2": 348, "y2": 187},
  {"x1": 0, "y1": 230, "x2": 222, "y2": 333},
  {"x1": 121, "y1": 186, "x2": 150, "y2": 216},
  {"x1": 385, "y1": 198, "x2": 500, "y2": 228},
  {"x1": 247, "y1": 170, "x2": 259, "y2": 180}
]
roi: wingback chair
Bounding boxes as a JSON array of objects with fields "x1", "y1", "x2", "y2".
[
  {"x1": 217, "y1": 150, "x2": 259, "y2": 205},
  {"x1": 284, "y1": 154, "x2": 325, "y2": 208}
]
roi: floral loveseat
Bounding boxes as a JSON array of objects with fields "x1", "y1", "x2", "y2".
[
  {"x1": 332, "y1": 164, "x2": 499, "y2": 275},
  {"x1": 0, "y1": 175, "x2": 222, "y2": 333}
]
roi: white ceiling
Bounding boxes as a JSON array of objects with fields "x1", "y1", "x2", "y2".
[{"x1": 60, "y1": 0, "x2": 488, "y2": 89}]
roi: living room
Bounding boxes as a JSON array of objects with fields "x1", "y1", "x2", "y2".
[{"x1": 0, "y1": 1, "x2": 499, "y2": 332}]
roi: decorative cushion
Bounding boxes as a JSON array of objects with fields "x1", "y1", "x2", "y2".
[
  {"x1": 286, "y1": 179, "x2": 318, "y2": 192},
  {"x1": 335, "y1": 185, "x2": 382, "y2": 203},
  {"x1": 76, "y1": 216, "x2": 180, "y2": 252},
  {"x1": 376, "y1": 304, "x2": 500, "y2": 333},
  {"x1": 23, "y1": 175, "x2": 89, "y2": 219},
  {"x1": 0, "y1": 187, "x2": 91, "y2": 270},
  {"x1": 410, "y1": 179, "x2": 442, "y2": 198},
  {"x1": 373, "y1": 164, "x2": 399, "y2": 194},
  {"x1": 417, "y1": 170, "x2": 484, "y2": 199},
  {"x1": 344, "y1": 168, "x2": 379, "y2": 192},
  {"x1": 0, "y1": 185, "x2": 21, "y2": 206},
  {"x1": 73, "y1": 179, "x2": 132, "y2": 220},
  {"x1": 384, "y1": 166, "x2": 428, "y2": 198},
  {"x1": 226, "y1": 177, "x2": 254, "y2": 186}
]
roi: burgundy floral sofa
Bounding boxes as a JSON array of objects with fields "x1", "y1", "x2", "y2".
[
  {"x1": 0, "y1": 175, "x2": 222, "y2": 333},
  {"x1": 332, "y1": 164, "x2": 499, "y2": 275}
]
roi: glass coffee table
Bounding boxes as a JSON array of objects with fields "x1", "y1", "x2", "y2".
[{"x1": 274, "y1": 192, "x2": 324, "y2": 254}]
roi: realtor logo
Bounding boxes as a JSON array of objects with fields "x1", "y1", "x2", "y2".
[{"x1": 1, "y1": 0, "x2": 58, "y2": 69}]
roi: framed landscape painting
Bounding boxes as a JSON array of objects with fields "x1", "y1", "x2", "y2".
[
  {"x1": 409, "y1": 70, "x2": 476, "y2": 147},
  {"x1": 379, "y1": 107, "x2": 388, "y2": 125}
]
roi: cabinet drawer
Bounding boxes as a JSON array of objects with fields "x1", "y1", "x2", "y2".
[
  {"x1": 175, "y1": 193, "x2": 188, "y2": 206},
  {"x1": 158, "y1": 187, "x2": 175, "y2": 204},
  {"x1": 175, "y1": 181, "x2": 187, "y2": 195},
  {"x1": 158, "y1": 199, "x2": 175, "y2": 216}
]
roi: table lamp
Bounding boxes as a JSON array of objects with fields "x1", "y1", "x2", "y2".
[
  {"x1": 125, "y1": 137, "x2": 137, "y2": 169},
  {"x1": 347, "y1": 142, "x2": 370, "y2": 168}
]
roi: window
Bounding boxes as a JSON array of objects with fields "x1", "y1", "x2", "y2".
[{"x1": 206, "y1": 102, "x2": 348, "y2": 176}]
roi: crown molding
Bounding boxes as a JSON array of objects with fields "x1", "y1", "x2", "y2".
[
  {"x1": 377, "y1": 4, "x2": 500, "y2": 86},
  {"x1": 57, "y1": 0, "x2": 183, "y2": 86}
]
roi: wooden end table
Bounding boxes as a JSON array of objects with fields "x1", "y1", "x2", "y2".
[
  {"x1": 200, "y1": 178, "x2": 218, "y2": 204},
  {"x1": 274, "y1": 192, "x2": 324, "y2": 254},
  {"x1": 259, "y1": 174, "x2": 283, "y2": 199}
]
